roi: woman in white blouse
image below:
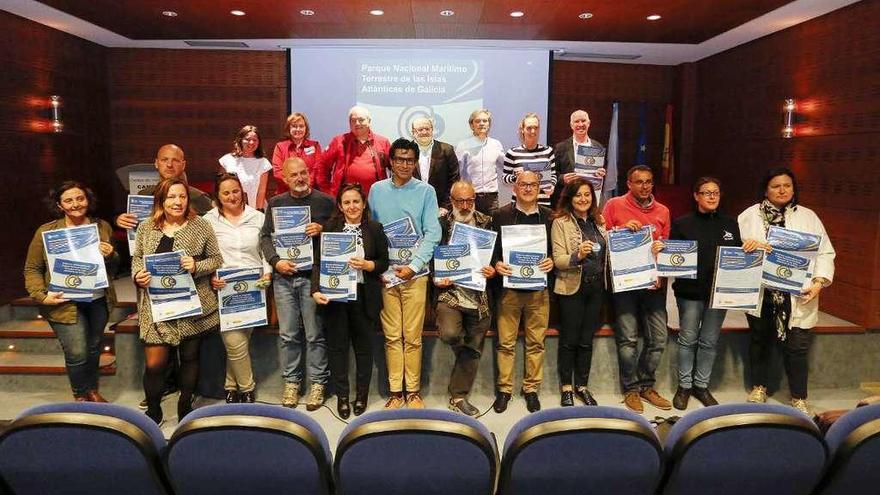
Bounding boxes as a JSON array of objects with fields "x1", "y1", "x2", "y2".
[
  {"x1": 218, "y1": 125, "x2": 272, "y2": 210},
  {"x1": 204, "y1": 172, "x2": 271, "y2": 403}
]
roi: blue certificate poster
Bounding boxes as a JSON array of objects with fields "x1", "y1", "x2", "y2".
[
  {"x1": 217, "y1": 267, "x2": 267, "y2": 331},
  {"x1": 574, "y1": 144, "x2": 605, "y2": 191},
  {"x1": 42, "y1": 224, "x2": 109, "y2": 301},
  {"x1": 608, "y1": 226, "x2": 658, "y2": 293},
  {"x1": 144, "y1": 251, "x2": 202, "y2": 322},
  {"x1": 382, "y1": 217, "x2": 429, "y2": 288},
  {"x1": 449, "y1": 222, "x2": 497, "y2": 291},
  {"x1": 762, "y1": 250, "x2": 812, "y2": 294},
  {"x1": 433, "y1": 244, "x2": 477, "y2": 283},
  {"x1": 501, "y1": 224, "x2": 547, "y2": 290},
  {"x1": 126, "y1": 195, "x2": 153, "y2": 255},
  {"x1": 272, "y1": 206, "x2": 313, "y2": 271},
  {"x1": 711, "y1": 247, "x2": 764, "y2": 310},
  {"x1": 521, "y1": 161, "x2": 552, "y2": 190},
  {"x1": 319, "y1": 232, "x2": 358, "y2": 301},
  {"x1": 656, "y1": 240, "x2": 698, "y2": 279}
]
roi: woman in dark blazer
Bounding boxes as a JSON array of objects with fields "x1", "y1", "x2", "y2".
[{"x1": 311, "y1": 183, "x2": 389, "y2": 418}]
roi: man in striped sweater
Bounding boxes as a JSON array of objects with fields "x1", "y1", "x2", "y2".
[{"x1": 502, "y1": 112, "x2": 557, "y2": 208}]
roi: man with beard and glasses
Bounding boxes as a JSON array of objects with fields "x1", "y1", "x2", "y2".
[
  {"x1": 433, "y1": 181, "x2": 496, "y2": 416},
  {"x1": 260, "y1": 157, "x2": 333, "y2": 411}
]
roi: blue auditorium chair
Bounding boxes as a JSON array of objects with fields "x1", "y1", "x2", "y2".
[
  {"x1": 662, "y1": 403, "x2": 827, "y2": 495},
  {"x1": 499, "y1": 406, "x2": 663, "y2": 495},
  {"x1": 165, "y1": 403, "x2": 332, "y2": 495},
  {"x1": 0, "y1": 402, "x2": 169, "y2": 495},
  {"x1": 334, "y1": 409, "x2": 498, "y2": 495},
  {"x1": 818, "y1": 403, "x2": 880, "y2": 494}
]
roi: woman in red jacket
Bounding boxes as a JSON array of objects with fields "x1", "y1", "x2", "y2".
[{"x1": 271, "y1": 112, "x2": 323, "y2": 195}]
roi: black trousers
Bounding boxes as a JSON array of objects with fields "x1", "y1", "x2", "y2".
[
  {"x1": 557, "y1": 277, "x2": 604, "y2": 388},
  {"x1": 746, "y1": 293, "x2": 811, "y2": 399},
  {"x1": 144, "y1": 336, "x2": 201, "y2": 418},
  {"x1": 322, "y1": 289, "x2": 374, "y2": 398}
]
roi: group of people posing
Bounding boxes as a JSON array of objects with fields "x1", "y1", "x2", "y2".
[{"x1": 23, "y1": 106, "x2": 835, "y2": 424}]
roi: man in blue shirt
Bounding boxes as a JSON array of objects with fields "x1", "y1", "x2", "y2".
[{"x1": 368, "y1": 138, "x2": 441, "y2": 409}]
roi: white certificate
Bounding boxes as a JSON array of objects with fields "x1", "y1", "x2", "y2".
[
  {"x1": 711, "y1": 247, "x2": 764, "y2": 310},
  {"x1": 501, "y1": 224, "x2": 547, "y2": 290},
  {"x1": 449, "y1": 222, "x2": 497, "y2": 291},
  {"x1": 656, "y1": 240, "x2": 698, "y2": 279},
  {"x1": 434, "y1": 244, "x2": 478, "y2": 283},
  {"x1": 217, "y1": 267, "x2": 267, "y2": 331},
  {"x1": 272, "y1": 206, "x2": 313, "y2": 271},
  {"x1": 126, "y1": 195, "x2": 153, "y2": 255},
  {"x1": 42, "y1": 224, "x2": 109, "y2": 302},
  {"x1": 608, "y1": 226, "x2": 658, "y2": 293},
  {"x1": 144, "y1": 251, "x2": 202, "y2": 322},
  {"x1": 319, "y1": 232, "x2": 358, "y2": 301}
]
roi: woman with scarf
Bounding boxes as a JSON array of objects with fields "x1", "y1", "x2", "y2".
[{"x1": 738, "y1": 167, "x2": 835, "y2": 415}]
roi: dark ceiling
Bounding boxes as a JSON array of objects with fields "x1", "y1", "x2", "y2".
[{"x1": 37, "y1": 0, "x2": 794, "y2": 43}]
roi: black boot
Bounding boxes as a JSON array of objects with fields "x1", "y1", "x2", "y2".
[
  {"x1": 692, "y1": 387, "x2": 719, "y2": 407},
  {"x1": 673, "y1": 386, "x2": 691, "y2": 411},
  {"x1": 337, "y1": 396, "x2": 351, "y2": 419}
]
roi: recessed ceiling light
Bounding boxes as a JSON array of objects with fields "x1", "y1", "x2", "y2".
[
  {"x1": 370, "y1": 9, "x2": 384, "y2": 16},
  {"x1": 510, "y1": 11, "x2": 524, "y2": 18},
  {"x1": 646, "y1": 14, "x2": 662, "y2": 21},
  {"x1": 440, "y1": 10, "x2": 455, "y2": 17},
  {"x1": 230, "y1": 10, "x2": 246, "y2": 16},
  {"x1": 300, "y1": 9, "x2": 315, "y2": 16},
  {"x1": 161, "y1": 10, "x2": 177, "y2": 17},
  {"x1": 578, "y1": 12, "x2": 593, "y2": 20}
]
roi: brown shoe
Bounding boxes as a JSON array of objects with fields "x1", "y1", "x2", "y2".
[
  {"x1": 85, "y1": 390, "x2": 108, "y2": 403},
  {"x1": 640, "y1": 388, "x2": 672, "y2": 410},
  {"x1": 406, "y1": 392, "x2": 425, "y2": 409},
  {"x1": 384, "y1": 394, "x2": 406, "y2": 409},
  {"x1": 623, "y1": 391, "x2": 644, "y2": 413}
]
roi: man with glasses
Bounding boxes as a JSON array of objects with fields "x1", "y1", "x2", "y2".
[
  {"x1": 602, "y1": 165, "x2": 673, "y2": 413},
  {"x1": 492, "y1": 171, "x2": 555, "y2": 413},
  {"x1": 434, "y1": 181, "x2": 496, "y2": 415},
  {"x1": 317, "y1": 106, "x2": 390, "y2": 197},
  {"x1": 368, "y1": 138, "x2": 442, "y2": 409}
]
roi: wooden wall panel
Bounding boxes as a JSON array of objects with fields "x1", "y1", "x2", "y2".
[
  {"x1": 692, "y1": 0, "x2": 880, "y2": 328},
  {"x1": 107, "y1": 48, "x2": 288, "y2": 206},
  {"x1": 0, "y1": 11, "x2": 111, "y2": 304}
]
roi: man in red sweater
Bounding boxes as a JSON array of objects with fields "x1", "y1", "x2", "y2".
[
  {"x1": 316, "y1": 106, "x2": 391, "y2": 197},
  {"x1": 602, "y1": 165, "x2": 672, "y2": 413}
]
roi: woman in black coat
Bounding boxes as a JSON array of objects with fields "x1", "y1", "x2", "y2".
[{"x1": 311, "y1": 183, "x2": 389, "y2": 418}]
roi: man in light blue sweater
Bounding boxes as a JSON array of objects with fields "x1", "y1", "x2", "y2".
[{"x1": 368, "y1": 138, "x2": 441, "y2": 409}]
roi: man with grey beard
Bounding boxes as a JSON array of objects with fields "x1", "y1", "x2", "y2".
[{"x1": 433, "y1": 181, "x2": 496, "y2": 416}]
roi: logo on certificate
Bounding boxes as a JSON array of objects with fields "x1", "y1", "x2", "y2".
[
  {"x1": 445, "y1": 259, "x2": 460, "y2": 270},
  {"x1": 520, "y1": 266, "x2": 535, "y2": 278},
  {"x1": 329, "y1": 276, "x2": 340, "y2": 288},
  {"x1": 670, "y1": 254, "x2": 685, "y2": 266},
  {"x1": 161, "y1": 276, "x2": 177, "y2": 288},
  {"x1": 233, "y1": 281, "x2": 248, "y2": 293},
  {"x1": 587, "y1": 157, "x2": 596, "y2": 165},
  {"x1": 399, "y1": 248, "x2": 412, "y2": 261},
  {"x1": 287, "y1": 247, "x2": 301, "y2": 259},
  {"x1": 776, "y1": 266, "x2": 793, "y2": 279},
  {"x1": 64, "y1": 275, "x2": 82, "y2": 288}
]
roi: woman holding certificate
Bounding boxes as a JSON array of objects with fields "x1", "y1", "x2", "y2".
[
  {"x1": 669, "y1": 177, "x2": 741, "y2": 410},
  {"x1": 738, "y1": 167, "x2": 835, "y2": 415},
  {"x1": 311, "y1": 183, "x2": 389, "y2": 418},
  {"x1": 132, "y1": 178, "x2": 223, "y2": 424},
  {"x1": 551, "y1": 177, "x2": 607, "y2": 407},
  {"x1": 24, "y1": 181, "x2": 119, "y2": 402},
  {"x1": 204, "y1": 172, "x2": 271, "y2": 404}
]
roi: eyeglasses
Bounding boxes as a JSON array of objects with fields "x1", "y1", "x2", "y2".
[
  {"x1": 697, "y1": 191, "x2": 721, "y2": 198},
  {"x1": 631, "y1": 180, "x2": 654, "y2": 187},
  {"x1": 452, "y1": 197, "x2": 476, "y2": 205},
  {"x1": 392, "y1": 157, "x2": 416, "y2": 165},
  {"x1": 517, "y1": 183, "x2": 539, "y2": 190}
]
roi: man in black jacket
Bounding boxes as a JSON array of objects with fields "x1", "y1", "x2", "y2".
[
  {"x1": 411, "y1": 116, "x2": 460, "y2": 213},
  {"x1": 553, "y1": 110, "x2": 607, "y2": 207}
]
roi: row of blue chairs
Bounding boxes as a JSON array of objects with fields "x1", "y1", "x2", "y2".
[{"x1": 0, "y1": 401, "x2": 877, "y2": 495}]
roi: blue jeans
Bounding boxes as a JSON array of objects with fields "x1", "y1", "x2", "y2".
[
  {"x1": 274, "y1": 275, "x2": 328, "y2": 385},
  {"x1": 676, "y1": 298, "x2": 726, "y2": 389},
  {"x1": 612, "y1": 287, "x2": 668, "y2": 392},
  {"x1": 48, "y1": 299, "x2": 108, "y2": 397}
]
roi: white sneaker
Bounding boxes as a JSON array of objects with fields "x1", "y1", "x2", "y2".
[
  {"x1": 747, "y1": 385, "x2": 767, "y2": 403},
  {"x1": 791, "y1": 398, "x2": 810, "y2": 416},
  {"x1": 282, "y1": 382, "x2": 300, "y2": 408}
]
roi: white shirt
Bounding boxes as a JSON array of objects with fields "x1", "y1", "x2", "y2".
[
  {"x1": 203, "y1": 206, "x2": 271, "y2": 273},
  {"x1": 455, "y1": 135, "x2": 504, "y2": 193},
  {"x1": 218, "y1": 154, "x2": 272, "y2": 208},
  {"x1": 418, "y1": 141, "x2": 434, "y2": 182}
]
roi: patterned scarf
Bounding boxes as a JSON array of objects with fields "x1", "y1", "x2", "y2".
[{"x1": 760, "y1": 199, "x2": 793, "y2": 340}]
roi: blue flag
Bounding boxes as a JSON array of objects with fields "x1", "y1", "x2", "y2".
[
  {"x1": 603, "y1": 101, "x2": 619, "y2": 200},
  {"x1": 636, "y1": 101, "x2": 647, "y2": 165}
]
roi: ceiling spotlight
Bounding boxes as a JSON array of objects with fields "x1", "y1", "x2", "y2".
[
  {"x1": 230, "y1": 10, "x2": 246, "y2": 16},
  {"x1": 300, "y1": 9, "x2": 315, "y2": 16},
  {"x1": 510, "y1": 11, "x2": 525, "y2": 18},
  {"x1": 578, "y1": 12, "x2": 593, "y2": 19},
  {"x1": 370, "y1": 9, "x2": 384, "y2": 16},
  {"x1": 161, "y1": 10, "x2": 178, "y2": 17},
  {"x1": 440, "y1": 10, "x2": 455, "y2": 17},
  {"x1": 646, "y1": 14, "x2": 662, "y2": 21}
]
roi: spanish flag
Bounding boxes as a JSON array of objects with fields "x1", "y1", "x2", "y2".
[{"x1": 661, "y1": 103, "x2": 675, "y2": 185}]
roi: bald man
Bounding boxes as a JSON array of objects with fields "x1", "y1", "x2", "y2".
[
  {"x1": 316, "y1": 105, "x2": 391, "y2": 197},
  {"x1": 553, "y1": 110, "x2": 607, "y2": 207},
  {"x1": 410, "y1": 117, "x2": 460, "y2": 212}
]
